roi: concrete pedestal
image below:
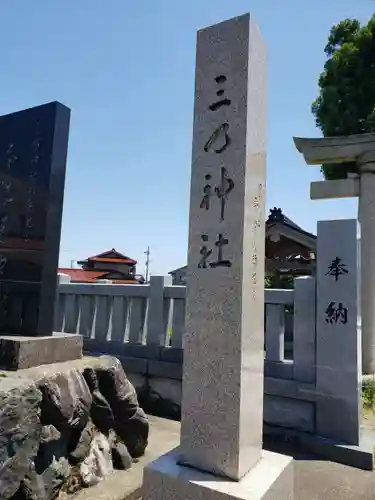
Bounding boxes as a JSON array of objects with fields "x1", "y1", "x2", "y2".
[
  {"x1": 143, "y1": 448, "x2": 294, "y2": 500},
  {"x1": 0, "y1": 332, "x2": 83, "y2": 370}
]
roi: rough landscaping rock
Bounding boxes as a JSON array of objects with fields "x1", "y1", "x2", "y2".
[
  {"x1": 117, "y1": 409, "x2": 149, "y2": 458},
  {"x1": 17, "y1": 424, "x2": 71, "y2": 499},
  {"x1": 39, "y1": 369, "x2": 92, "y2": 432},
  {"x1": 69, "y1": 421, "x2": 95, "y2": 464},
  {"x1": 17, "y1": 456, "x2": 71, "y2": 500},
  {"x1": 80, "y1": 432, "x2": 113, "y2": 487},
  {"x1": 0, "y1": 378, "x2": 42, "y2": 499},
  {"x1": 12, "y1": 461, "x2": 46, "y2": 499},
  {"x1": 96, "y1": 361, "x2": 139, "y2": 419},
  {"x1": 41, "y1": 456, "x2": 70, "y2": 499},
  {"x1": 91, "y1": 391, "x2": 115, "y2": 434},
  {"x1": 83, "y1": 368, "x2": 115, "y2": 434},
  {"x1": 95, "y1": 359, "x2": 149, "y2": 457},
  {"x1": 1, "y1": 356, "x2": 148, "y2": 499},
  {"x1": 40, "y1": 425, "x2": 60, "y2": 445},
  {"x1": 111, "y1": 440, "x2": 132, "y2": 471},
  {"x1": 35, "y1": 432, "x2": 68, "y2": 474}
]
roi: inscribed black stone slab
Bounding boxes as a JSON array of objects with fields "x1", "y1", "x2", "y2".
[{"x1": 0, "y1": 101, "x2": 70, "y2": 335}]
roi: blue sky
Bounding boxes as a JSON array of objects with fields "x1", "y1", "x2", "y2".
[{"x1": 1, "y1": 1, "x2": 372, "y2": 276}]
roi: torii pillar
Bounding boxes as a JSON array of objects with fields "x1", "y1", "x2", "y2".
[{"x1": 294, "y1": 133, "x2": 375, "y2": 374}]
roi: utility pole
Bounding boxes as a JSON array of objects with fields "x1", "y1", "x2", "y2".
[{"x1": 144, "y1": 246, "x2": 151, "y2": 283}]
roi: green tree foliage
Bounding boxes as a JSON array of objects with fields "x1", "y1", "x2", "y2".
[
  {"x1": 312, "y1": 16, "x2": 375, "y2": 179},
  {"x1": 264, "y1": 273, "x2": 294, "y2": 289}
]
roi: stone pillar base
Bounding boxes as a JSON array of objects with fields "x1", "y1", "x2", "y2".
[
  {"x1": 143, "y1": 447, "x2": 294, "y2": 500},
  {"x1": 0, "y1": 332, "x2": 83, "y2": 370}
]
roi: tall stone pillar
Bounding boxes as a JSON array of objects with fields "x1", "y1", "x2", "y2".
[
  {"x1": 359, "y1": 154, "x2": 375, "y2": 373},
  {"x1": 142, "y1": 13, "x2": 294, "y2": 500}
]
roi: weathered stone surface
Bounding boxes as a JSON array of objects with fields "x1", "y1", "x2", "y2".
[
  {"x1": 83, "y1": 368, "x2": 115, "y2": 434},
  {"x1": 39, "y1": 368, "x2": 92, "y2": 432},
  {"x1": 69, "y1": 422, "x2": 95, "y2": 465},
  {"x1": 40, "y1": 425, "x2": 61, "y2": 444},
  {"x1": 108, "y1": 430, "x2": 132, "y2": 471},
  {"x1": 111, "y1": 441, "x2": 132, "y2": 471},
  {"x1": 91, "y1": 392, "x2": 115, "y2": 434},
  {"x1": 80, "y1": 433, "x2": 113, "y2": 487},
  {"x1": 13, "y1": 462, "x2": 45, "y2": 499},
  {"x1": 118, "y1": 410, "x2": 148, "y2": 459},
  {"x1": 16, "y1": 454, "x2": 70, "y2": 500},
  {"x1": 41, "y1": 456, "x2": 70, "y2": 499},
  {"x1": 68, "y1": 415, "x2": 180, "y2": 500},
  {"x1": 14, "y1": 422, "x2": 71, "y2": 500},
  {"x1": 35, "y1": 431, "x2": 68, "y2": 475},
  {"x1": 2, "y1": 356, "x2": 148, "y2": 499},
  {"x1": 97, "y1": 360, "x2": 139, "y2": 418},
  {"x1": 96, "y1": 359, "x2": 149, "y2": 458},
  {"x1": 0, "y1": 378, "x2": 42, "y2": 499}
]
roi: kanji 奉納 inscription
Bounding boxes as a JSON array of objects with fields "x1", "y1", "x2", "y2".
[
  {"x1": 325, "y1": 257, "x2": 348, "y2": 281},
  {"x1": 325, "y1": 301, "x2": 348, "y2": 324}
]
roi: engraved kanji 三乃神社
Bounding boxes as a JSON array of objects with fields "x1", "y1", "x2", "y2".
[
  {"x1": 203, "y1": 74, "x2": 232, "y2": 154},
  {"x1": 198, "y1": 74, "x2": 235, "y2": 269},
  {"x1": 198, "y1": 233, "x2": 232, "y2": 269},
  {"x1": 200, "y1": 169, "x2": 234, "y2": 222}
]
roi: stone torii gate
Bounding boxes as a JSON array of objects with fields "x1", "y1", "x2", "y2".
[{"x1": 294, "y1": 133, "x2": 375, "y2": 374}]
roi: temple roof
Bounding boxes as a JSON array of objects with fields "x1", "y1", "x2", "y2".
[{"x1": 266, "y1": 207, "x2": 316, "y2": 239}]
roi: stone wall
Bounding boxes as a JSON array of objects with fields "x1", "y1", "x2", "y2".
[
  {"x1": 0, "y1": 356, "x2": 148, "y2": 500},
  {"x1": 109, "y1": 354, "x2": 315, "y2": 435}
]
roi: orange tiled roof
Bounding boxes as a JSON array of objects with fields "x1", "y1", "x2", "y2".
[
  {"x1": 58, "y1": 268, "x2": 106, "y2": 283},
  {"x1": 58, "y1": 268, "x2": 139, "y2": 284}
]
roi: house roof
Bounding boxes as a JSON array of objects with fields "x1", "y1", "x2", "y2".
[
  {"x1": 89, "y1": 257, "x2": 136, "y2": 264},
  {"x1": 58, "y1": 268, "x2": 105, "y2": 283},
  {"x1": 58, "y1": 268, "x2": 139, "y2": 284},
  {"x1": 169, "y1": 266, "x2": 188, "y2": 275},
  {"x1": 82, "y1": 248, "x2": 137, "y2": 265}
]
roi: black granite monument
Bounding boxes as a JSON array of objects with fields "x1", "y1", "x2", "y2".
[{"x1": 0, "y1": 101, "x2": 70, "y2": 336}]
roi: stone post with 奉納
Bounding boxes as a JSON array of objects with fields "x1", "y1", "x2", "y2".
[
  {"x1": 142, "y1": 13, "x2": 294, "y2": 500},
  {"x1": 294, "y1": 133, "x2": 375, "y2": 374},
  {"x1": 0, "y1": 102, "x2": 83, "y2": 370},
  {"x1": 315, "y1": 218, "x2": 361, "y2": 445}
]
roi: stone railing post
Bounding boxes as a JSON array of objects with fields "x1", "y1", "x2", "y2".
[
  {"x1": 57, "y1": 273, "x2": 71, "y2": 284},
  {"x1": 293, "y1": 276, "x2": 316, "y2": 383},
  {"x1": 146, "y1": 275, "x2": 172, "y2": 346},
  {"x1": 54, "y1": 274, "x2": 71, "y2": 331}
]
